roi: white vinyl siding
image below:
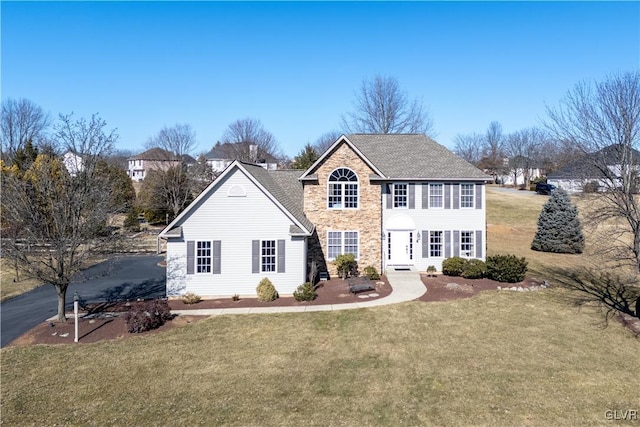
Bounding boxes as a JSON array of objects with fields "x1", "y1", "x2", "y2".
[{"x1": 165, "y1": 168, "x2": 306, "y2": 297}]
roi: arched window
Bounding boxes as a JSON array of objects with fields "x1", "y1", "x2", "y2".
[{"x1": 328, "y1": 168, "x2": 358, "y2": 209}]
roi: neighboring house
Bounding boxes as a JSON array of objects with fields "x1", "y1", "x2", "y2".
[
  {"x1": 128, "y1": 147, "x2": 195, "y2": 181},
  {"x1": 159, "y1": 134, "x2": 490, "y2": 298},
  {"x1": 498, "y1": 156, "x2": 543, "y2": 187},
  {"x1": 204, "y1": 142, "x2": 279, "y2": 173},
  {"x1": 548, "y1": 145, "x2": 640, "y2": 193},
  {"x1": 62, "y1": 150, "x2": 84, "y2": 177}
]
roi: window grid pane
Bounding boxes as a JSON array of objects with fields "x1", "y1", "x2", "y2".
[
  {"x1": 430, "y1": 231, "x2": 443, "y2": 257},
  {"x1": 461, "y1": 231, "x2": 474, "y2": 258},
  {"x1": 344, "y1": 231, "x2": 358, "y2": 259},
  {"x1": 429, "y1": 184, "x2": 443, "y2": 208},
  {"x1": 196, "y1": 241, "x2": 212, "y2": 273},
  {"x1": 344, "y1": 184, "x2": 358, "y2": 208},
  {"x1": 328, "y1": 168, "x2": 358, "y2": 209},
  {"x1": 261, "y1": 240, "x2": 276, "y2": 272},
  {"x1": 328, "y1": 184, "x2": 342, "y2": 208},
  {"x1": 328, "y1": 232, "x2": 342, "y2": 259},
  {"x1": 461, "y1": 184, "x2": 474, "y2": 208},
  {"x1": 394, "y1": 184, "x2": 408, "y2": 208}
]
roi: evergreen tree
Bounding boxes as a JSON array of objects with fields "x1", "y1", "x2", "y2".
[
  {"x1": 531, "y1": 189, "x2": 584, "y2": 254},
  {"x1": 291, "y1": 144, "x2": 319, "y2": 170}
]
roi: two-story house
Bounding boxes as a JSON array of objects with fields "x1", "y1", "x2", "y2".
[
  {"x1": 158, "y1": 134, "x2": 489, "y2": 297},
  {"x1": 128, "y1": 147, "x2": 196, "y2": 182}
]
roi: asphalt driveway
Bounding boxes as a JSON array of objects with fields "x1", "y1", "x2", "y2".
[{"x1": 1, "y1": 255, "x2": 166, "y2": 348}]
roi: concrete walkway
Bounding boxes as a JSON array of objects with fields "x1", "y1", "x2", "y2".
[{"x1": 172, "y1": 270, "x2": 426, "y2": 316}]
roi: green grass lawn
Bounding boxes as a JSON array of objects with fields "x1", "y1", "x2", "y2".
[{"x1": 2, "y1": 186, "x2": 639, "y2": 426}]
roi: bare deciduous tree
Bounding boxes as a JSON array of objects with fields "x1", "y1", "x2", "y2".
[
  {"x1": 545, "y1": 71, "x2": 640, "y2": 272},
  {"x1": 504, "y1": 127, "x2": 546, "y2": 187},
  {"x1": 313, "y1": 130, "x2": 342, "y2": 154},
  {"x1": 1, "y1": 98, "x2": 50, "y2": 161},
  {"x1": 341, "y1": 75, "x2": 434, "y2": 136},
  {"x1": 220, "y1": 118, "x2": 282, "y2": 163},
  {"x1": 1, "y1": 113, "x2": 118, "y2": 321},
  {"x1": 477, "y1": 121, "x2": 506, "y2": 183},
  {"x1": 453, "y1": 132, "x2": 484, "y2": 165},
  {"x1": 140, "y1": 124, "x2": 198, "y2": 219}
]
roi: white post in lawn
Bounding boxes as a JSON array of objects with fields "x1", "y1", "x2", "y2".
[{"x1": 73, "y1": 291, "x2": 79, "y2": 343}]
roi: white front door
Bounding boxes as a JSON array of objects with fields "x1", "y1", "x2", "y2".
[{"x1": 388, "y1": 231, "x2": 414, "y2": 265}]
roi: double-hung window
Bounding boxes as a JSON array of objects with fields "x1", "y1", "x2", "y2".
[
  {"x1": 460, "y1": 231, "x2": 474, "y2": 258},
  {"x1": 196, "y1": 241, "x2": 212, "y2": 273},
  {"x1": 328, "y1": 168, "x2": 358, "y2": 209},
  {"x1": 429, "y1": 231, "x2": 443, "y2": 257},
  {"x1": 429, "y1": 184, "x2": 443, "y2": 208},
  {"x1": 393, "y1": 184, "x2": 408, "y2": 208},
  {"x1": 327, "y1": 231, "x2": 359, "y2": 259},
  {"x1": 261, "y1": 240, "x2": 276, "y2": 272},
  {"x1": 460, "y1": 184, "x2": 475, "y2": 208}
]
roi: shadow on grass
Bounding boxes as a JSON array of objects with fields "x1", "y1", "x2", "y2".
[{"x1": 548, "y1": 267, "x2": 640, "y2": 327}]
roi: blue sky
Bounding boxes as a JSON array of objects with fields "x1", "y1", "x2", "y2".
[{"x1": 2, "y1": 1, "x2": 639, "y2": 158}]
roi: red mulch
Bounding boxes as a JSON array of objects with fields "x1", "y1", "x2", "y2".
[{"x1": 8, "y1": 274, "x2": 639, "y2": 346}]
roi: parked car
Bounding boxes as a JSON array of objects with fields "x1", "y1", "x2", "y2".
[{"x1": 535, "y1": 182, "x2": 556, "y2": 195}]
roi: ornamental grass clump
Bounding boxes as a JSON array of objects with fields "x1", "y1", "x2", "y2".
[
  {"x1": 123, "y1": 299, "x2": 172, "y2": 333},
  {"x1": 181, "y1": 292, "x2": 202, "y2": 305},
  {"x1": 256, "y1": 278, "x2": 278, "y2": 302}
]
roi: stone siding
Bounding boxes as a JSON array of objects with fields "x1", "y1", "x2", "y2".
[{"x1": 303, "y1": 143, "x2": 382, "y2": 276}]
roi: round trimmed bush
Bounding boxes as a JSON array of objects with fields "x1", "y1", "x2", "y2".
[
  {"x1": 363, "y1": 266, "x2": 380, "y2": 280},
  {"x1": 442, "y1": 257, "x2": 468, "y2": 276},
  {"x1": 486, "y1": 254, "x2": 528, "y2": 283},
  {"x1": 256, "y1": 278, "x2": 278, "y2": 302},
  {"x1": 462, "y1": 259, "x2": 487, "y2": 279},
  {"x1": 293, "y1": 282, "x2": 317, "y2": 301}
]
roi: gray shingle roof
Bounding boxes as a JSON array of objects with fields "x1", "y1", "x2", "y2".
[
  {"x1": 346, "y1": 134, "x2": 490, "y2": 180},
  {"x1": 549, "y1": 144, "x2": 640, "y2": 179},
  {"x1": 240, "y1": 163, "x2": 314, "y2": 234}
]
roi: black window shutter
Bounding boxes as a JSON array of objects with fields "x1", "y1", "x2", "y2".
[
  {"x1": 422, "y1": 184, "x2": 428, "y2": 209},
  {"x1": 444, "y1": 184, "x2": 451, "y2": 209},
  {"x1": 252, "y1": 240, "x2": 260, "y2": 273},
  {"x1": 453, "y1": 184, "x2": 460, "y2": 209},
  {"x1": 277, "y1": 240, "x2": 285, "y2": 273},
  {"x1": 186, "y1": 241, "x2": 195, "y2": 275},
  {"x1": 212, "y1": 240, "x2": 221, "y2": 274},
  {"x1": 453, "y1": 231, "x2": 460, "y2": 257},
  {"x1": 422, "y1": 230, "x2": 428, "y2": 258},
  {"x1": 444, "y1": 231, "x2": 451, "y2": 258},
  {"x1": 408, "y1": 183, "x2": 415, "y2": 209},
  {"x1": 476, "y1": 184, "x2": 482, "y2": 209}
]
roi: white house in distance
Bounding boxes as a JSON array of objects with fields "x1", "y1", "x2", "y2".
[
  {"x1": 548, "y1": 145, "x2": 640, "y2": 193},
  {"x1": 159, "y1": 134, "x2": 490, "y2": 298},
  {"x1": 128, "y1": 147, "x2": 196, "y2": 181},
  {"x1": 62, "y1": 150, "x2": 84, "y2": 177},
  {"x1": 204, "y1": 142, "x2": 279, "y2": 173}
]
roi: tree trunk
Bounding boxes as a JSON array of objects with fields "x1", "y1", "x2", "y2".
[{"x1": 55, "y1": 284, "x2": 68, "y2": 322}]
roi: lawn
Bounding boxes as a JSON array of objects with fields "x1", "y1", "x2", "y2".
[
  {"x1": 0, "y1": 258, "x2": 41, "y2": 301},
  {"x1": 2, "y1": 186, "x2": 639, "y2": 426}
]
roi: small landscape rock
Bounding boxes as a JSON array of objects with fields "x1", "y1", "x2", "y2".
[{"x1": 59, "y1": 333, "x2": 69, "y2": 338}]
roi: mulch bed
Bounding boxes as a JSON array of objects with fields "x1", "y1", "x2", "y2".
[
  {"x1": 9, "y1": 274, "x2": 639, "y2": 346},
  {"x1": 418, "y1": 274, "x2": 545, "y2": 302}
]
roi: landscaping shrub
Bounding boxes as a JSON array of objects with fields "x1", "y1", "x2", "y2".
[
  {"x1": 181, "y1": 292, "x2": 201, "y2": 305},
  {"x1": 583, "y1": 181, "x2": 600, "y2": 193},
  {"x1": 486, "y1": 254, "x2": 528, "y2": 283},
  {"x1": 363, "y1": 266, "x2": 380, "y2": 280},
  {"x1": 335, "y1": 253, "x2": 358, "y2": 279},
  {"x1": 462, "y1": 259, "x2": 487, "y2": 279},
  {"x1": 426, "y1": 265, "x2": 437, "y2": 277},
  {"x1": 231, "y1": 294, "x2": 240, "y2": 301},
  {"x1": 442, "y1": 257, "x2": 468, "y2": 276},
  {"x1": 293, "y1": 282, "x2": 317, "y2": 301},
  {"x1": 123, "y1": 299, "x2": 172, "y2": 333},
  {"x1": 256, "y1": 278, "x2": 278, "y2": 302}
]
